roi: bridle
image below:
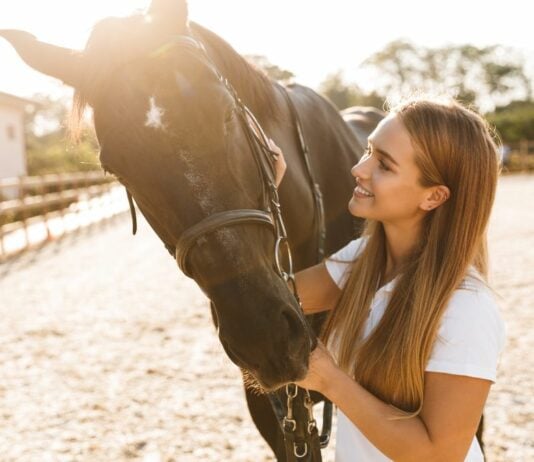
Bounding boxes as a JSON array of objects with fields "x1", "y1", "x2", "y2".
[
  {"x1": 145, "y1": 36, "x2": 292, "y2": 287},
  {"x1": 125, "y1": 33, "x2": 331, "y2": 460}
]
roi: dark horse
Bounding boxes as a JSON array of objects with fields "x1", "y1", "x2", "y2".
[{"x1": 0, "y1": 1, "x2": 384, "y2": 459}]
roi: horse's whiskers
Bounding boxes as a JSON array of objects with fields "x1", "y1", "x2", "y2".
[{"x1": 242, "y1": 369, "x2": 267, "y2": 396}]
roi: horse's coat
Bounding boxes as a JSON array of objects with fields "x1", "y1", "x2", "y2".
[
  {"x1": 0, "y1": 2, "x2": 383, "y2": 459},
  {"x1": 177, "y1": 146, "x2": 247, "y2": 272}
]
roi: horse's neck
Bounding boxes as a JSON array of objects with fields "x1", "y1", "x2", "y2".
[
  {"x1": 218, "y1": 60, "x2": 279, "y2": 126},
  {"x1": 190, "y1": 23, "x2": 280, "y2": 126}
]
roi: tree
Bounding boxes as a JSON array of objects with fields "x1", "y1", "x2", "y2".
[
  {"x1": 487, "y1": 100, "x2": 534, "y2": 142},
  {"x1": 318, "y1": 71, "x2": 385, "y2": 110},
  {"x1": 25, "y1": 95, "x2": 100, "y2": 175},
  {"x1": 245, "y1": 54, "x2": 295, "y2": 84},
  {"x1": 362, "y1": 40, "x2": 532, "y2": 112}
]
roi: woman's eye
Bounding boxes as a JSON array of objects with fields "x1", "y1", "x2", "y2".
[{"x1": 378, "y1": 159, "x2": 390, "y2": 171}]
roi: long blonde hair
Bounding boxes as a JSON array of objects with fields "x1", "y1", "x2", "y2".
[{"x1": 321, "y1": 97, "x2": 500, "y2": 416}]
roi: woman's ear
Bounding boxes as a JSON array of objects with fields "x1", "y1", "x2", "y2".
[{"x1": 420, "y1": 185, "x2": 450, "y2": 211}]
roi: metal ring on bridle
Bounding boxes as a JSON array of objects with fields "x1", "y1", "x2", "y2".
[
  {"x1": 275, "y1": 236, "x2": 293, "y2": 280},
  {"x1": 294, "y1": 442, "x2": 308, "y2": 458}
]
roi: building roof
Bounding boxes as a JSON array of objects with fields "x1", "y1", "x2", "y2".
[{"x1": 0, "y1": 91, "x2": 35, "y2": 110}]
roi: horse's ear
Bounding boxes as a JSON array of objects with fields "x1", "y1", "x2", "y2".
[
  {"x1": 0, "y1": 30, "x2": 81, "y2": 87},
  {"x1": 148, "y1": 0, "x2": 189, "y2": 31}
]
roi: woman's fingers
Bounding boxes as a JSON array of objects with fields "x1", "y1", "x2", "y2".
[
  {"x1": 268, "y1": 138, "x2": 287, "y2": 187},
  {"x1": 268, "y1": 138, "x2": 282, "y2": 156}
]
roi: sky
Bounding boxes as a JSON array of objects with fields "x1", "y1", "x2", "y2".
[{"x1": 1, "y1": 0, "x2": 533, "y2": 100}]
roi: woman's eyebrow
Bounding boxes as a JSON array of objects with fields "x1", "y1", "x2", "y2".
[{"x1": 369, "y1": 142, "x2": 399, "y2": 166}]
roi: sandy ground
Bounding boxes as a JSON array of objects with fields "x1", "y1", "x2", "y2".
[{"x1": 0, "y1": 174, "x2": 532, "y2": 461}]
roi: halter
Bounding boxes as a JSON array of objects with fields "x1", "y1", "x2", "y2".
[{"x1": 125, "y1": 33, "x2": 331, "y2": 460}]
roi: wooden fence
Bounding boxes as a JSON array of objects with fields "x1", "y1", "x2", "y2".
[{"x1": 0, "y1": 171, "x2": 127, "y2": 260}]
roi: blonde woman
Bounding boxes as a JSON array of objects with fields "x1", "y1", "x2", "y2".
[{"x1": 271, "y1": 97, "x2": 505, "y2": 461}]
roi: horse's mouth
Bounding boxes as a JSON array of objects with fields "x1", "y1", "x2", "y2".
[{"x1": 220, "y1": 339, "x2": 307, "y2": 392}]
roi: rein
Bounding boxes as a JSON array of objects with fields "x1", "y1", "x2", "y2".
[{"x1": 124, "y1": 34, "x2": 331, "y2": 461}]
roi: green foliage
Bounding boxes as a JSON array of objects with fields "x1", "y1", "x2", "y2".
[
  {"x1": 487, "y1": 101, "x2": 534, "y2": 142},
  {"x1": 245, "y1": 55, "x2": 295, "y2": 84},
  {"x1": 319, "y1": 72, "x2": 385, "y2": 110},
  {"x1": 316, "y1": 42, "x2": 533, "y2": 143},
  {"x1": 25, "y1": 95, "x2": 100, "y2": 176},
  {"x1": 362, "y1": 40, "x2": 532, "y2": 112}
]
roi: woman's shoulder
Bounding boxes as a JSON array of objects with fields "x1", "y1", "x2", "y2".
[
  {"x1": 426, "y1": 272, "x2": 506, "y2": 382},
  {"x1": 323, "y1": 236, "x2": 368, "y2": 289},
  {"x1": 326, "y1": 236, "x2": 369, "y2": 262},
  {"x1": 446, "y1": 270, "x2": 502, "y2": 323}
]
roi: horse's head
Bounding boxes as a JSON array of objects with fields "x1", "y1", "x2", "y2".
[{"x1": 0, "y1": 0, "x2": 313, "y2": 390}]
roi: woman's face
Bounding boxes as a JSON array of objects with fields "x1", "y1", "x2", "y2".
[{"x1": 349, "y1": 113, "x2": 429, "y2": 226}]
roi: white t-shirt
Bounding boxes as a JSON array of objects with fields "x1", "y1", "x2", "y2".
[{"x1": 324, "y1": 237, "x2": 506, "y2": 462}]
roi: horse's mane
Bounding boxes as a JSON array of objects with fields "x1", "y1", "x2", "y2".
[
  {"x1": 190, "y1": 22, "x2": 281, "y2": 123},
  {"x1": 70, "y1": 16, "x2": 281, "y2": 136}
]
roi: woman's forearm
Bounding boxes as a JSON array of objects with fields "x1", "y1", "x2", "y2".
[{"x1": 324, "y1": 368, "x2": 435, "y2": 461}]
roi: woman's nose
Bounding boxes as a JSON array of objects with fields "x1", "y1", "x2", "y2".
[
  {"x1": 351, "y1": 161, "x2": 366, "y2": 179},
  {"x1": 351, "y1": 154, "x2": 371, "y2": 179}
]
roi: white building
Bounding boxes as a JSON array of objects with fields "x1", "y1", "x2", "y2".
[{"x1": 0, "y1": 91, "x2": 31, "y2": 199}]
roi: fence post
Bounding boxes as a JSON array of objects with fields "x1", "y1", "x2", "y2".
[
  {"x1": 58, "y1": 173, "x2": 69, "y2": 234},
  {"x1": 19, "y1": 176, "x2": 30, "y2": 249},
  {"x1": 39, "y1": 176, "x2": 53, "y2": 242},
  {"x1": 85, "y1": 171, "x2": 93, "y2": 224}
]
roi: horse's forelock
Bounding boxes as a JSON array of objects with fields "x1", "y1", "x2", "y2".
[
  {"x1": 69, "y1": 14, "x2": 161, "y2": 138},
  {"x1": 70, "y1": 16, "x2": 281, "y2": 140}
]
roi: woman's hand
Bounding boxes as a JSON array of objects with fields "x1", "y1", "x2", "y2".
[
  {"x1": 295, "y1": 341, "x2": 340, "y2": 395},
  {"x1": 268, "y1": 138, "x2": 287, "y2": 188}
]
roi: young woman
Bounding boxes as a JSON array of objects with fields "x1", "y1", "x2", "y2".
[{"x1": 269, "y1": 97, "x2": 506, "y2": 461}]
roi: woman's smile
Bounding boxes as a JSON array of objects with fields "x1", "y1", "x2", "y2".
[{"x1": 353, "y1": 184, "x2": 374, "y2": 198}]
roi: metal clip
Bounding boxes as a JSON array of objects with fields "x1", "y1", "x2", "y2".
[
  {"x1": 294, "y1": 442, "x2": 308, "y2": 458},
  {"x1": 283, "y1": 417, "x2": 297, "y2": 433},
  {"x1": 286, "y1": 383, "x2": 299, "y2": 398},
  {"x1": 304, "y1": 391, "x2": 317, "y2": 434}
]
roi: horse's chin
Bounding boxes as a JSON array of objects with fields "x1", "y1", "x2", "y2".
[{"x1": 241, "y1": 369, "x2": 298, "y2": 394}]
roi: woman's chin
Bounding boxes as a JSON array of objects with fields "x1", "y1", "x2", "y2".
[{"x1": 348, "y1": 199, "x2": 369, "y2": 219}]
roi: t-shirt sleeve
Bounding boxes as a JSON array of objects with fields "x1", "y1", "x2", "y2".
[
  {"x1": 425, "y1": 286, "x2": 506, "y2": 383},
  {"x1": 324, "y1": 237, "x2": 367, "y2": 289}
]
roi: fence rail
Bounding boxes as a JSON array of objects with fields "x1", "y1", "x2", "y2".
[
  {"x1": 0, "y1": 171, "x2": 128, "y2": 260},
  {"x1": 506, "y1": 139, "x2": 534, "y2": 172}
]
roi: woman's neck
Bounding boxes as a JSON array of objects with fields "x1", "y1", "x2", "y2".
[{"x1": 382, "y1": 220, "x2": 423, "y2": 281}]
